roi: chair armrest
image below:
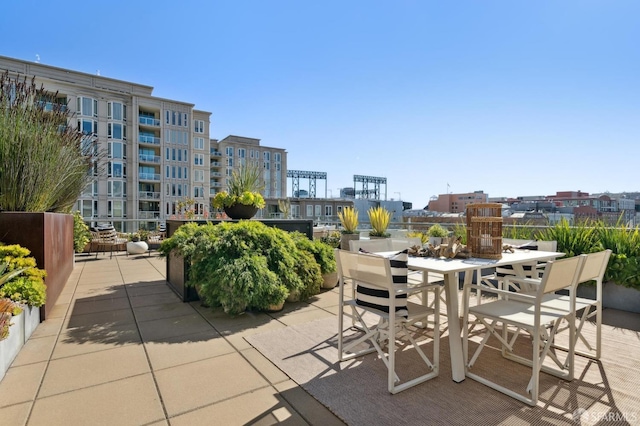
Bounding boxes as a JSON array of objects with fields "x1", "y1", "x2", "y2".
[{"x1": 397, "y1": 282, "x2": 441, "y2": 295}]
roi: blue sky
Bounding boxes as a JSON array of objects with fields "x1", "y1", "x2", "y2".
[{"x1": 3, "y1": 1, "x2": 638, "y2": 207}]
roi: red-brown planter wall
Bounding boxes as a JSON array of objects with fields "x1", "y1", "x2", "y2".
[{"x1": 0, "y1": 212, "x2": 73, "y2": 320}]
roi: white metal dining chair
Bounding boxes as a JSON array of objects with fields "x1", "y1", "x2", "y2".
[
  {"x1": 462, "y1": 255, "x2": 585, "y2": 405},
  {"x1": 534, "y1": 250, "x2": 611, "y2": 360},
  {"x1": 336, "y1": 249, "x2": 440, "y2": 394}
]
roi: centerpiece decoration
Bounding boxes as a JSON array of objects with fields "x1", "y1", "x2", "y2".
[{"x1": 212, "y1": 163, "x2": 266, "y2": 220}]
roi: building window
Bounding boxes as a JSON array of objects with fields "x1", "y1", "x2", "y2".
[
  {"x1": 238, "y1": 148, "x2": 245, "y2": 158},
  {"x1": 108, "y1": 161, "x2": 125, "y2": 178},
  {"x1": 263, "y1": 151, "x2": 270, "y2": 161},
  {"x1": 194, "y1": 137, "x2": 204, "y2": 150},
  {"x1": 78, "y1": 119, "x2": 97, "y2": 135},
  {"x1": 315, "y1": 205, "x2": 321, "y2": 216},
  {"x1": 194, "y1": 120, "x2": 204, "y2": 133},
  {"x1": 194, "y1": 170, "x2": 204, "y2": 182},
  {"x1": 194, "y1": 153, "x2": 204, "y2": 166},
  {"x1": 108, "y1": 142, "x2": 125, "y2": 159},
  {"x1": 77, "y1": 96, "x2": 97, "y2": 117},
  {"x1": 108, "y1": 123, "x2": 126, "y2": 140},
  {"x1": 226, "y1": 146, "x2": 233, "y2": 156},
  {"x1": 108, "y1": 180, "x2": 125, "y2": 197},
  {"x1": 306, "y1": 205, "x2": 313, "y2": 217},
  {"x1": 107, "y1": 102, "x2": 126, "y2": 121},
  {"x1": 325, "y1": 205, "x2": 333, "y2": 216},
  {"x1": 274, "y1": 152, "x2": 281, "y2": 162}
]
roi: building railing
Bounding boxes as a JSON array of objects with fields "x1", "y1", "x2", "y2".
[
  {"x1": 210, "y1": 150, "x2": 222, "y2": 157},
  {"x1": 138, "y1": 211, "x2": 161, "y2": 219},
  {"x1": 139, "y1": 116, "x2": 160, "y2": 126},
  {"x1": 139, "y1": 172, "x2": 160, "y2": 181},
  {"x1": 139, "y1": 153, "x2": 161, "y2": 163},
  {"x1": 139, "y1": 191, "x2": 161, "y2": 200},
  {"x1": 139, "y1": 135, "x2": 160, "y2": 145}
]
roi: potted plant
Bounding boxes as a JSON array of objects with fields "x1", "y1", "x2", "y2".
[
  {"x1": 427, "y1": 224, "x2": 449, "y2": 245},
  {"x1": 212, "y1": 163, "x2": 266, "y2": 219},
  {"x1": 127, "y1": 230, "x2": 149, "y2": 255},
  {"x1": 338, "y1": 206, "x2": 359, "y2": 250},
  {"x1": 368, "y1": 206, "x2": 391, "y2": 239}
]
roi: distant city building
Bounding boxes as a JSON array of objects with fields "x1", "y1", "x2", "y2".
[{"x1": 428, "y1": 191, "x2": 488, "y2": 213}]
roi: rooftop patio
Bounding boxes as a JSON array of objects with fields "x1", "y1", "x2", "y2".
[{"x1": 0, "y1": 252, "x2": 638, "y2": 425}]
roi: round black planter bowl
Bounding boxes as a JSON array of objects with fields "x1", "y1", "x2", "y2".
[{"x1": 224, "y1": 204, "x2": 259, "y2": 220}]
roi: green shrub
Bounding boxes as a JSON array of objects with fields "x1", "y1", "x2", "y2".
[
  {"x1": 162, "y1": 221, "x2": 325, "y2": 315},
  {"x1": 73, "y1": 211, "x2": 91, "y2": 253}
]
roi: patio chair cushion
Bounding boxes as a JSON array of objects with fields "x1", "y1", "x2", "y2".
[{"x1": 355, "y1": 249, "x2": 409, "y2": 317}]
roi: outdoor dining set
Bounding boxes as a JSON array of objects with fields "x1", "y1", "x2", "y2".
[{"x1": 334, "y1": 209, "x2": 610, "y2": 406}]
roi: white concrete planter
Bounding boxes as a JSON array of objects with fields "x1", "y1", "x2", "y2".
[
  {"x1": 23, "y1": 305, "x2": 41, "y2": 342},
  {"x1": 126, "y1": 241, "x2": 148, "y2": 255},
  {"x1": 322, "y1": 272, "x2": 338, "y2": 289},
  {"x1": 577, "y1": 281, "x2": 640, "y2": 314},
  {"x1": 1, "y1": 310, "x2": 25, "y2": 381}
]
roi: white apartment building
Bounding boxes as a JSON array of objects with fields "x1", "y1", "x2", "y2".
[{"x1": 1, "y1": 55, "x2": 211, "y2": 231}]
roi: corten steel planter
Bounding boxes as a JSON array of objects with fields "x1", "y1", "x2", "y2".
[{"x1": 0, "y1": 212, "x2": 73, "y2": 320}]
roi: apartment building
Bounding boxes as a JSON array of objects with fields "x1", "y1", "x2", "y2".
[{"x1": 0, "y1": 55, "x2": 211, "y2": 232}]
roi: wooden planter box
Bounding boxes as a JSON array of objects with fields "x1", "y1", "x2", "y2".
[
  {"x1": 0, "y1": 212, "x2": 73, "y2": 320},
  {"x1": 165, "y1": 219, "x2": 314, "y2": 302}
]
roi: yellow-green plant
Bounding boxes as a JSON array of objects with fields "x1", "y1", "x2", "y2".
[
  {"x1": 427, "y1": 223, "x2": 449, "y2": 238},
  {"x1": 368, "y1": 206, "x2": 391, "y2": 238},
  {"x1": 407, "y1": 231, "x2": 428, "y2": 245},
  {"x1": 338, "y1": 207, "x2": 359, "y2": 234},
  {"x1": 212, "y1": 163, "x2": 266, "y2": 209}
]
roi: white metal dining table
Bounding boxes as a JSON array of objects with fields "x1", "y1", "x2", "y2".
[{"x1": 405, "y1": 249, "x2": 565, "y2": 382}]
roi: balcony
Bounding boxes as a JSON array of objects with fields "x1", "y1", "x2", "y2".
[
  {"x1": 139, "y1": 191, "x2": 161, "y2": 200},
  {"x1": 138, "y1": 116, "x2": 160, "y2": 126},
  {"x1": 210, "y1": 182, "x2": 222, "y2": 188},
  {"x1": 37, "y1": 101, "x2": 67, "y2": 112},
  {"x1": 138, "y1": 211, "x2": 160, "y2": 219},
  {"x1": 139, "y1": 172, "x2": 160, "y2": 181},
  {"x1": 139, "y1": 135, "x2": 160, "y2": 145},
  {"x1": 139, "y1": 153, "x2": 161, "y2": 164},
  {"x1": 210, "y1": 150, "x2": 222, "y2": 157},
  {"x1": 210, "y1": 161, "x2": 221, "y2": 167},
  {"x1": 210, "y1": 172, "x2": 222, "y2": 177}
]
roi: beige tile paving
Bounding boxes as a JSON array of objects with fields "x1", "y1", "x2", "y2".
[
  {"x1": 144, "y1": 330, "x2": 235, "y2": 371},
  {"x1": 28, "y1": 374, "x2": 165, "y2": 426},
  {"x1": 39, "y1": 344, "x2": 150, "y2": 397},
  {"x1": 154, "y1": 352, "x2": 270, "y2": 417},
  {"x1": 0, "y1": 253, "x2": 345, "y2": 425},
  {"x1": 169, "y1": 385, "x2": 307, "y2": 425}
]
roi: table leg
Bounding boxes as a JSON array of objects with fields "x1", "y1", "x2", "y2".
[{"x1": 445, "y1": 272, "x2": 465, "y2": 382}]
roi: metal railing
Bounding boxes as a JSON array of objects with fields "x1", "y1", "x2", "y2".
[{"x1": 138, "y1": 116, "x2": 160, "y2": 126}]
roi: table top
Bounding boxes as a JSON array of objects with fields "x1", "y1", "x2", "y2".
[{"x1": 378, "y1": 250, "x2": 565, "y2": 274}]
